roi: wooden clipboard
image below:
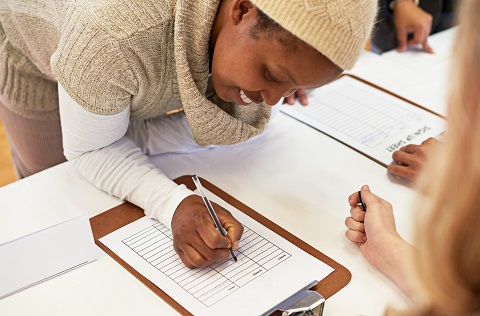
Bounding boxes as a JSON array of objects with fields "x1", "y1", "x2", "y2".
[
  {"x1": 90, "y1": 176, "x2": 351, "y2": 315},
  {"x1": 281, "y1": 74, "x2": 446, "y2": 168}
]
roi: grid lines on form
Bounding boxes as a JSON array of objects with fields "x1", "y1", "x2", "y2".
[
  {"x1": 122, "y1": 222, "x2": 291, "y2": 307},
  {"x1": 297, "y1": 84, "x2": 424, "y2": 147}
]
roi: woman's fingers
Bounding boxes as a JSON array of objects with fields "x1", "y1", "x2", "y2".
[
  {"x1": 345, "y1": 229, "x2": 366, "y2": 243},
  {"x1": 345, "y1": 216, "x2": 365, "y2": 233}
]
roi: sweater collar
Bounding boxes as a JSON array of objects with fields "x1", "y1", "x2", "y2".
[{"x1": 173, "y1": 0, "x2": 271, "y2": 146}]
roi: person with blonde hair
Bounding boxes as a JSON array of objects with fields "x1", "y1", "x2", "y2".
[
  {"x1": 345, "y1": 0, "x2": 480, "y2": 313},
  {"x1": 0, "y1": 0, "x2": 377, "y2": 267}
]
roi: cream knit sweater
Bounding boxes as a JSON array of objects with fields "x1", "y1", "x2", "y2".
[{"x1": 0, "y1": 0, "x2": 271, "y2": 144}]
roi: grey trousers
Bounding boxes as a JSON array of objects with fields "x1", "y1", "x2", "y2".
[{"x1": 0, "y1": 101, "x2": 66, "y2": 178}]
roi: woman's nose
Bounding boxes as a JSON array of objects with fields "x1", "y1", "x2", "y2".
[
  {"x1": 260, "y1": 86, "x2": 297, "y2": 106},
  {"x1": 283, "y1": 88, "x2": 298, "y2": 98}
]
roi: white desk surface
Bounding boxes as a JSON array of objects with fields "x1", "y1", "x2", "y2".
[
  {"x1": 0, "y1": 29, "x2": 454, "y2": 315},
  {"x1": 350, "y1": 27, "x2": 457, "y2": 118}
]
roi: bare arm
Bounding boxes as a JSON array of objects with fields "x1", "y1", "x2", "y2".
[{"x1": 345, "y1": 185, "x2": 416, "y2": 296}]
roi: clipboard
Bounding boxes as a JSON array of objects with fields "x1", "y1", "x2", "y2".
[
  {"x1": 90, "y1": 176, "x2": 351, "y2": 315},
  {"x1": 280, "y1": 74, "x2": 446, "y2": 168}
]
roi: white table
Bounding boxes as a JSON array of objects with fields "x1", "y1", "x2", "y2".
[
  {"x1": 350, "y1": 27, "x2": 457, "y2": 117},
  {"x1": 0, "y1": 112, "x2": 414, "y2": 316},
  {"x1": 0, "y1": 29, "x2": 455, "y2": 316}
]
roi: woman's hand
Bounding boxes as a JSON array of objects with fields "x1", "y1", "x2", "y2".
[
  {"x1": 344, "y1": 185, "x2": 414, "y2": 295},
  {"x1": 393, "y1": 0, "x2": 434, "y2": 53},
  {"x1": 345, "y1": 185, "x2": 400, "y2": 264},
  {"x1": 284, "y1": 88, "x2": 308, "y2": 105},
  {"x1": 171, "y1": 195, "x2": 244, "y2": 268},
  {"x1": 387, "y1": 137, "x2": 440, "y2": 182}
]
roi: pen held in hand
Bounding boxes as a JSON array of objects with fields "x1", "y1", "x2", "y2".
[
  {"x1": 192, "y1": 175, "x2": 238, "y2": 262},
  {"x1": 358, "y1": 191, "x2": 367, "y2": 212}
]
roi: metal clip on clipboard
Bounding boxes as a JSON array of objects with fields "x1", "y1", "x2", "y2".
[{"x1": 265, "y1": 281, "x2": 325, "y2": 316}]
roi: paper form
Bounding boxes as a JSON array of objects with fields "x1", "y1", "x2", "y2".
[
  {"x1": 349, "y1": 50, "x2": 449, "y2": 116},
  {"x1": 100, "y1": 191, "x2": 333, "y2": 316},
  {"x1": 376, "y1": 29, "x2": 456, "y2": 116},
  {"x1": 281, "y1": 76, "x2": 446, "y2": 166},
  {"x1": 0, "y1": 215, "x2": 99, "y2": 299},
  {"x1": 381, "y1": 27, "x2": 456, "y2": 73}
]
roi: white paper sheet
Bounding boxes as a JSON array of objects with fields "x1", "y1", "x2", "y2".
[
  {"x1": 0, "y1": 215, "x2": 99, "y2": 299},
  {"x1": 281, "y1": 76, "x2": 446, "y2": 166},
  {"x1": 349, "y1": 29, "x2": 456, "y2": 117},
  {"x1": 348, "y1": 50, "x2": 449, "y2": 116},
  {"x1": 100, "y1": 191, "x2": 334, "y2": 316},
  {"x1": 381, "y1": 27, "x2": 456, "y2": 73}
]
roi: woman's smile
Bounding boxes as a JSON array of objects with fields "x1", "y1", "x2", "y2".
[{"x1": 235, "y1": 88, "x2": 259, "y2": 106}]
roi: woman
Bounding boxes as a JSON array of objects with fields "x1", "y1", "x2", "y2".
[
  {"x1": 345, "y1": 0, "x2": 480, "y2": 313},
  {"x1": 0, "y1": 0, "x2": 377, "y2": 267}
]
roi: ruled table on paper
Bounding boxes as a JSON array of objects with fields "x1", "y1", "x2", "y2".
[
  {"x1": 100, "y1": 190, "x2": 334, "y2": 316},
  {"x1": 122, "y1": 222, "x2": 290, "y2": 307},
  {"x1": 281, "y1": 76, "x2": 446, "y2": 166}
]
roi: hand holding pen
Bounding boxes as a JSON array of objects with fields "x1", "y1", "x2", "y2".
[
  {"x1": 192, "y1": 175, "x2": 238, "y2": 262},
  {"x1": 344, "y1": 185, "x2": 411, "y2": 292},
  {"x1": 345, "y1": 185, "x2": 400, "y2": 247},
  {"x1": 170, "y1": 176, "x2": 243, "y2": 268}
]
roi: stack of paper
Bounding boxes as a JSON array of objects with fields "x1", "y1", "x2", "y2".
[{"x1": 0, "y1": 176, "x2": 100, "y2": 299}]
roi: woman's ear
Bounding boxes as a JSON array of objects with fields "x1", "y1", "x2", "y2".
[{"x1": 229, "y1": 0, "x2": 256, "y2": 25}]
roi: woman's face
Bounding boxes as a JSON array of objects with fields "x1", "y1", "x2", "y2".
[{"x1": 210, "y1": 2, "x2": 342, "y2": 106}]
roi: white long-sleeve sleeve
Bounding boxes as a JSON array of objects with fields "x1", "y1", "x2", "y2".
[{"x1": 58, "y1": 85, "x2": 193, "y2": 229}]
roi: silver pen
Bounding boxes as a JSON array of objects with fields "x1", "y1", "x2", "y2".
[{"x1": 192, "y1": 175, "x2": 237, "y2": 262}]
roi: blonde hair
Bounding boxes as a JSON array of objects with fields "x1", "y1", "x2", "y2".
[{"x1": 397, "y1": 0, "x2": 480, "y2": 314}]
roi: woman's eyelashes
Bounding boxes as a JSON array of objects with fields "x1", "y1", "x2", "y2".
[{"x1": 265, "y1": 68, "x2": 280, "y2": 83}]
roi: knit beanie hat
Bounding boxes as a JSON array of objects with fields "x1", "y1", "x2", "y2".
[{"x1": 251, "y1": 0, "x2": 378, "y2": 70}]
